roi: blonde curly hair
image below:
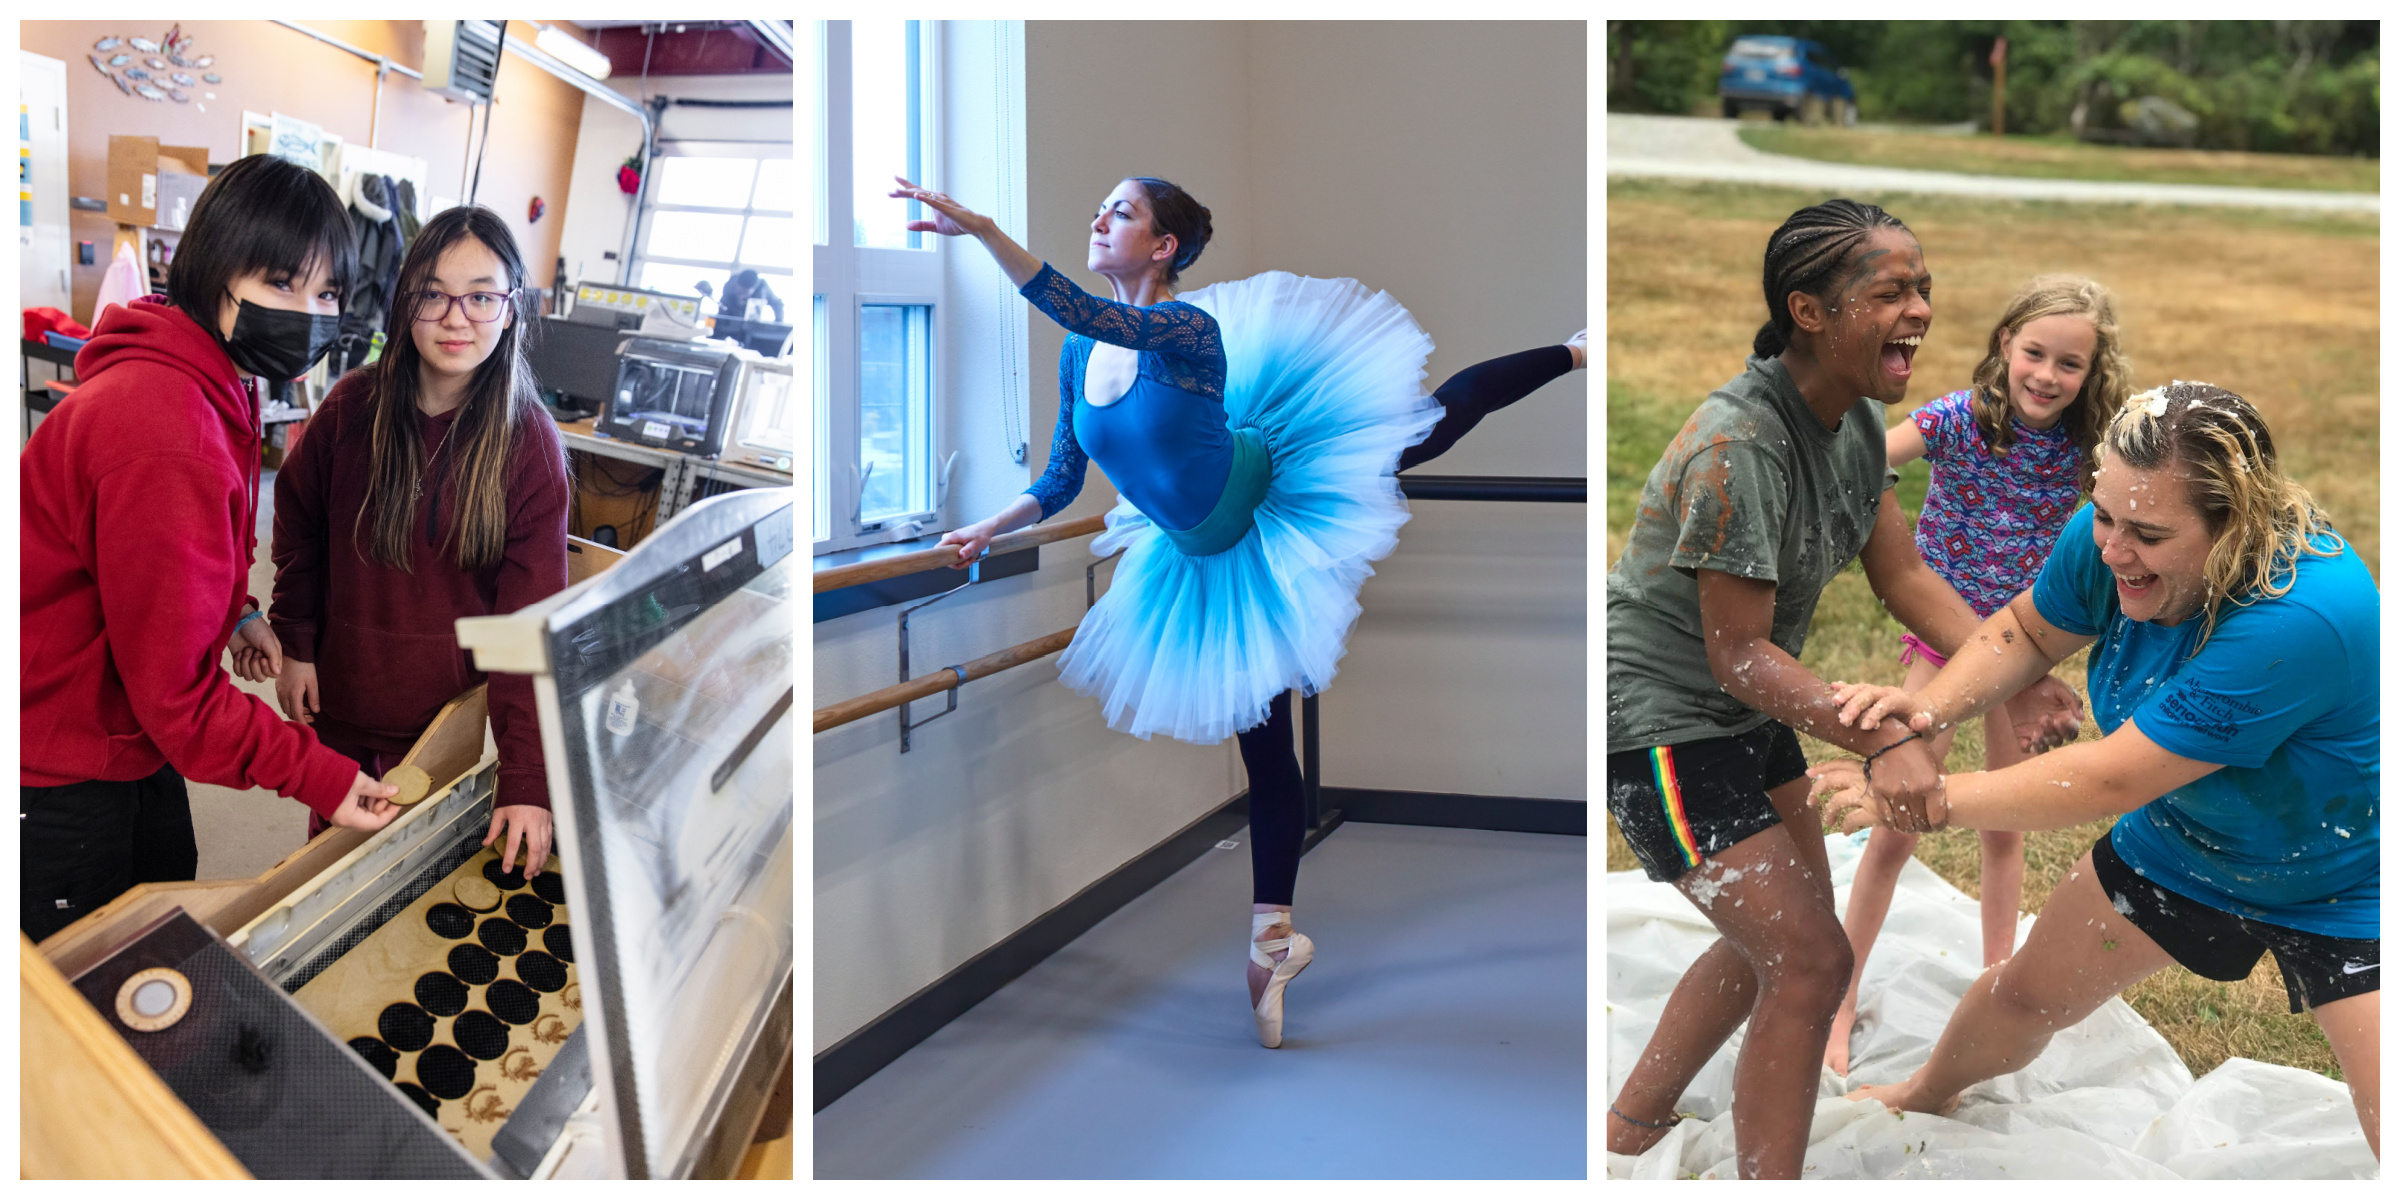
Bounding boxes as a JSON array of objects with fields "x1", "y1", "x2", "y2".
[
  {"x1": 2101, "y1": 381, "x2": 2341, "y2": 650},
  {"x1": 1969, "y1": 274, "x2": 2131, "y2": 494}
]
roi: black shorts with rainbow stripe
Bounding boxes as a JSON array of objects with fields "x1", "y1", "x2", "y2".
[{"x1": 1607, "y1": 722, "x2": 1809, "y2": 884}]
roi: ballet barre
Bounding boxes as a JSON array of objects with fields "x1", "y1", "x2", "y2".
[
  {"x1": 813, "y1": 626, "x2": 1078, "y2": 733},
  {"x1": 812, "y1": 472, "x2": 1582, "y2": 749},
  {"x1": 1396, "y1": 475, "x2": 1585, "y2": 503},
  {"x1": 812, "y1": 514, "x2": 1107, "y2": 593}
]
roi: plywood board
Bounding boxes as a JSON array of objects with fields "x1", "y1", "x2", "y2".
[{"x1": 292, "y1": 847, "x2": 582, "y2": 1161}]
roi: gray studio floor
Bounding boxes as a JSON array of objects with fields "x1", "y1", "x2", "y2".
[{"x1": 814, "y1": 822, "x2": 1586, "y2": 1179}]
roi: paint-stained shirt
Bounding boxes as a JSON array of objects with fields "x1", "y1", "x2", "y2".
[
  {"x1": 1911, "y1": 388, "x2": 2084, "y2": 617},
  {"x1": 2032, "y1": 504, "x2": 2380, "y2": 937},
  {"x1": 1607, "y1": 355, "x2": 1896, "y2": 751}
]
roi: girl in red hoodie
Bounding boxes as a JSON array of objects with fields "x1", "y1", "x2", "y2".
[
  {"x1": 265, "y1": 205, "x2": 570, "y2": 877},
  {"x1": 20, "y1": 154, "x2": 402, "y2": 942}
]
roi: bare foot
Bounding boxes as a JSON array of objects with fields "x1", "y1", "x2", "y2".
[
  {"x1": 1824, "y1": 998, "x2": 1858, "y2": 1076},
  {"x1": 1848, "y1": 1077, "x2": 1961, "y2": 1118}
]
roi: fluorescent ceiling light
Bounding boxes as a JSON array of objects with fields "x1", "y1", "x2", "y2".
[{"x1": 536, "y1": 25, "x2": 611, "y2": 78}]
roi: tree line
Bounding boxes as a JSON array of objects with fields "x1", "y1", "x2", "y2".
[{"x1": 1606, "y1": 21, "x2": 2379, "y2": 158}]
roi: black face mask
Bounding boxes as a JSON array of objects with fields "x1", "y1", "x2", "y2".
[{"x1": 220, "y1": 298, "x2": 341, "y2": 381}]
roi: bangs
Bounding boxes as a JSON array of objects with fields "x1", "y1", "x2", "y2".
[{"x1": 167, "y1": 154, "x2": 359, "y2": 317}]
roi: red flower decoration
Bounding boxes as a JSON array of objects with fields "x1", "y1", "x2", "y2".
[{"x1": 617, "y1": 165, "x2": 640, "y2": 195}]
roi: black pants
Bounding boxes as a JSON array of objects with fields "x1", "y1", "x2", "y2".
[
  {"x1": 20, "y1": 763, "x2": 199, "y2": 943},
  {"x1": 1239, "y1": 343, "x2": 1575, "y2": 904}
]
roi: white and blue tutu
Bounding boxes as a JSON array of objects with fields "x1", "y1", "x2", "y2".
[{"x1": 1056, "y1": 272, "x2": 1442, "y2": 744}]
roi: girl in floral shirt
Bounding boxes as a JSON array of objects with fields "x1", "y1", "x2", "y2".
[{"x1": 1824, "y1": 275, "x2": 2132, "y2": 1075}]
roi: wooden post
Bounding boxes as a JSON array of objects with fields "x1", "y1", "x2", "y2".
[{"x1": 1990, "y1": 36, "x2": 2009, "y2": 138}]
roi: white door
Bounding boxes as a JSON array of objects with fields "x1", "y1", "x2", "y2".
[{"x1": 19, "y1": 52, "x2": 72, "y2": 315}]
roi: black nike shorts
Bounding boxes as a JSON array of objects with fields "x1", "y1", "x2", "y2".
[{"x1": 2091, "y1": 831, "x2": 2378, "y2": 1013}]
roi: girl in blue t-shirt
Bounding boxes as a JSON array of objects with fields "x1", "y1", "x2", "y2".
[
  {"x1": 1813, "y1": 383, "x2": 2380, "y2": 1162},
  {"x1": 1825, "y1": 276, "x2": 2132, "y2": 1075}
]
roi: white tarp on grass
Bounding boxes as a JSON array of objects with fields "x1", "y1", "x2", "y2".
[{"x1": 1607, "y1": 831, "x2": 2377, "y2": 1179}]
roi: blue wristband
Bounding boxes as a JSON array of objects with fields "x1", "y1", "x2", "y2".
[{"x1": 235, "y1": 609, "x2": 264, "y2": 633}]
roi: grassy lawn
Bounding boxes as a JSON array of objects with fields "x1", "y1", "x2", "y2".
[
  {"x1": 1737, "y1": 124, "x2": 2382, "y2": 194},
  {"x1": 1606, "y1": 177, "x2": 2380, "y2": 1083}
]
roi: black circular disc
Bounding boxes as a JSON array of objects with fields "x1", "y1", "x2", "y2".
[
  {"x1": 413, "y1": 972, "x2": 469, "y2": 1017},
  {"x1": 395, "y1": 1081, "x2": 441, "y2": 1117},
  {"x1": 415, "y1": 1043, "x2": 477, "y2": 1100},
  {"x1": 485, "y1": 978, "x2": 540, "y2": 1025},
  {"x1": 347, "y1": 1037, "x2": 399, "y2": 1079},
  {"x1": 425, "y1": 903, "x2": 475, "y2": 939},
  {"x1": 448, "y1": 943, "x2": 501, "y2": 986},
  {"x1": 378, "y1": 1003, "x2": 435, "y2": 1052},
  {"x1": 515, "y1": 951, "x2": 568, "y2": 993},
  {"x1": 531, "y1": 871, "x2": 567, "y2": 905},
  {"x1": 477, "y1": 917, "x2": 527, "y2": 956},
  {"x1": 543, "y1": 924, "x2": 574, "y2": 963},
  {"x1": 483, "y1": 859, "x2": 528, "y2": 890},
  {"x1": 453, "y1": 1009, "x2": 510, "y2": 1060},
  {"x1": 506, "y1": 894, "x2": 554, "y2": 929}
]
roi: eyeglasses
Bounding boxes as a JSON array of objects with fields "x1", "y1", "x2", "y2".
[{"x1": 412, "y1": 289, "x2": 514, "y2": 323}]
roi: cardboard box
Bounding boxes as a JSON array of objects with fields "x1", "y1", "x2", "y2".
[{"x1": 105, "y1": 136, "x2": 209, "y2": 227}]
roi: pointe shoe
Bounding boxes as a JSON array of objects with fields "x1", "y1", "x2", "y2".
[
  {"x1": 1250, "y1": 912, "x2": 1314, "y2": 1049},
  {"x1": 1565, "y1": 329, "x2": 1588, "y2": 370}
]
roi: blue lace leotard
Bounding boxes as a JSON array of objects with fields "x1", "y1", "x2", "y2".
[{"x1": 1019, "y1": 263, "x2": 1231, "y2": 531}]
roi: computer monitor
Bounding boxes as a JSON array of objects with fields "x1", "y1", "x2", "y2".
[{"x1": 709, "y1": 315, "x2": 793, "y2": 358}]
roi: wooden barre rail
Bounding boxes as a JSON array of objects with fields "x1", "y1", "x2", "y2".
[
  {"x1": 813, "y1": 514, "x2": 1107, "y2": 594},
  {"x1": 813, "y1": 625, "x2": 1078, "y2": 733}
]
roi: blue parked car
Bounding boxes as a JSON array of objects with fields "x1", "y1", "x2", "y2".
[{"x1": 1719, "y1": 35, "x2": 1855, "y2": 125}]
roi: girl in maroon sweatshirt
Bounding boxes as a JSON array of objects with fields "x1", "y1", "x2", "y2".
[
  {"x1": 20, "y1": 155, "x2": 402, "y2": 942},
  {"x1": 267, "y1": 205, "x2": 570, "y2": 877}
]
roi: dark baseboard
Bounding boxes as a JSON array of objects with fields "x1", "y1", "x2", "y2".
[
  {"x1": 1324, "y1": 788, "x2": 1585, "y2": 836},
  {"x1": 814, "y1": 791, "x2": 1252, "y2": 1112},
  {"x1": 811, "y1": 788, "x2": 1575, "y2": 1112}
]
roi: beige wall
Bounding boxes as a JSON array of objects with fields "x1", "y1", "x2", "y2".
[
  {"x1": 813, "y1": 20, "x2": 1586, "y2": 1052},
  {"x1": 22, "y1": 20, "x2": 592, "y2": 324}
]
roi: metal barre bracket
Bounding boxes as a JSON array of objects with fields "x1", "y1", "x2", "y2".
[
  {"x1": 897, "y1": 578, "x2": 973, "y2": 753},
  {"x1": 1084, "y1": 547, "x2": 1124, "y2": 610}
]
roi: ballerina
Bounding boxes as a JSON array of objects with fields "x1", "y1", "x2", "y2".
[{"x1": 894, "y1": 174, "x2": 1582, "y2": 1048}]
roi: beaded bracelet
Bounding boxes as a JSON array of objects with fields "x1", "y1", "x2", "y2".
[{"x1": 1861, "y1": 730, "x2": 1922, "y2": 782}]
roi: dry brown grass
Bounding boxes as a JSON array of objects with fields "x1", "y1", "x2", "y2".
[{"x1": 1605, "y1": 178, "x2": 2377, "y2": 1082}]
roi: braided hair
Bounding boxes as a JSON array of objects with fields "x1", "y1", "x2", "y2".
[
  {"x1": 1753, "y1": 198, "x2": 1912, "y2": 359},
  {"x1": 1126, "y1": 177, "x2": 1213, "y2": 286}
]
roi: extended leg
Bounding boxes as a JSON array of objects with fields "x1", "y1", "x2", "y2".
[
  {"x1": 2311, "y1": 991, "x2": 2379, "y2": 1159},
  {"x1": 1854, "y1": 849, "x2": 2175, "y2": 1114},
  {"x1": 1976, "y1": 706, "x2": 2031, "y2": 965},
  {"x1": 1398, "y1": 344, "x2": 1576, "y2": 471},
  {"x1": 1826, "y1": 656, "x2": 1949, "y2": 1074}
]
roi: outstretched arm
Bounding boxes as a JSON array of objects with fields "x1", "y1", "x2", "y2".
[
  {"x1": 1817, "y1": 722, "x2": 2216, "y2": 835},
  {"x1": 892, "y1": 176, "x2": 1042, "y2": 287}
]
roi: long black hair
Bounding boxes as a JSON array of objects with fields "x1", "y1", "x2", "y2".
[
  {"x1": 1753, "y1": 198, "x2": 1911, "y2": 359},
  {"x1": 354, "y1": 205, "x2": 552, "y2": 572},
  {"x1": 167, "y1": 154, "x2": 358, "y2": 333}
]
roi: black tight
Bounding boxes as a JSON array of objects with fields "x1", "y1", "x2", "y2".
[
  {"x1": 1235, "y1": 343, "x2": 1575, "y2": 905},
  {"x1": 1399, "y1": 343, "x2": 1575, "y2": 472},
  {"x1": 1237, "y1": 692, "x2": 1307, "y2": 906}
]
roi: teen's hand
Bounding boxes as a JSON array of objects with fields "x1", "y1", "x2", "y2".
[
  {"x1": 1809, "y1": 759, "x2": 1879, "y2": 833},
  {"x1": 485, "y1": 805, "x2": 555, "y2": 878},
  {"x1": 277, "y1": 660, "x2": 321, "y2": 725},
  {"x1": 933, "y1": 521, "x2": 996, "y2": 569},
  {"x1": 1829, "y1": 680, "x2": 1932, "y2": 733},
  {"x1": 1862, "y1": 735, "x2": 1949, "y2": 833},
  {"x1": 2010, "y1": 676, "x2": 2085, "y2": 754},
  {"x1": 230, "y1": 614, "x2": 284, "y2": 683},
  {"x1": 890, "y1": 176, "x2": 991, "y2": 238},
  {"x1": 328, "y1": 773, "x2": 402, "y2": 831}
]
